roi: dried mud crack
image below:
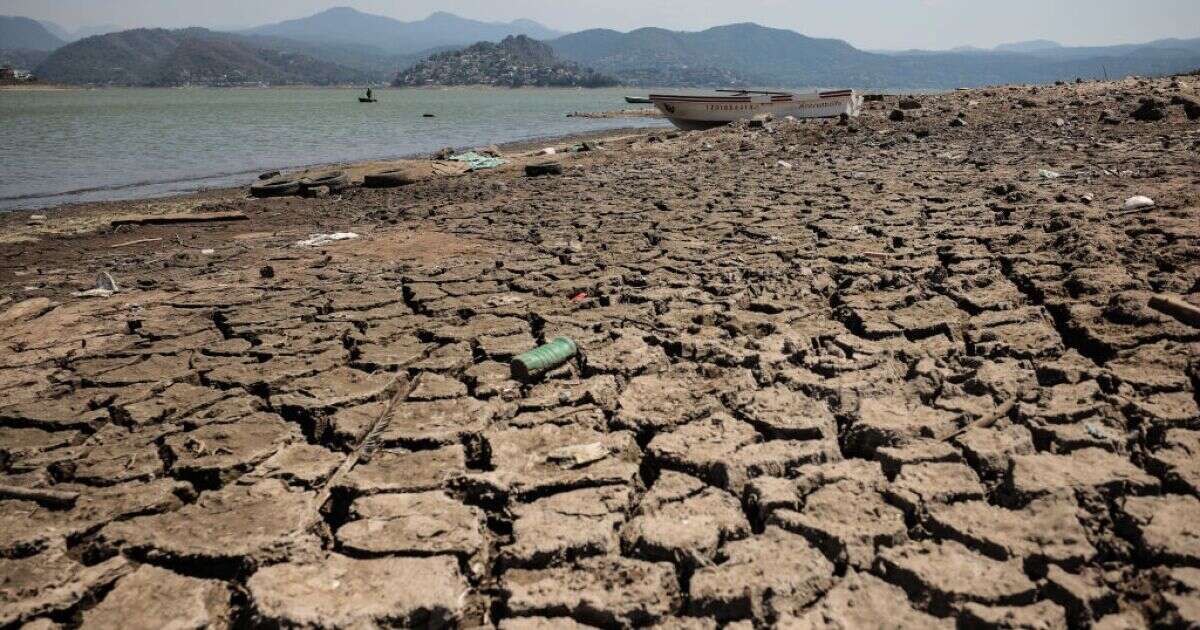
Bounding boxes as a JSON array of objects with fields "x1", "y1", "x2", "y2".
[{"x1": 2, "y1": 74, "x2": 1200, "y2": 628}]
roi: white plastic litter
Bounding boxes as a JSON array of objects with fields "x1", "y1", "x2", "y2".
[
  {"x1": 1123, "y1": 196, "x2": 1155, "y2": 211},
  {"x1": 200, "y1": 248, "x2": 215, "y2": 255},
  {"x1": 74, "y1": 272, "x2": 119, "y2": 298},
  {"x1": 537, "y1": 147, "x2": 557, "y2": 156},
  {"x1": 295, "y1": 232, "x2": 360, "y2": 247},
  {"x1": 1038, "y1": 169, "x2": 1061, "y2": 179},
  {"x1": 777, "y1": 160, "x2": 793, "y2": 169}
]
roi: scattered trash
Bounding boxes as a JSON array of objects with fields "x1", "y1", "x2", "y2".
[
  {"x1": 1038, "y1": 169, "x2": 1061, "y2": 179},
  {"x1": 448, "y1": 151, "x2": 507, "y2": 171},
  {"x1": 295, "y1": 232, "x2": 360, "y2": 247},
  {"x1": 538, "y1": 147, "x2": 557, "y2": 156},
  {"x1": 1122, "y1": 195, "x2": 1155, "y2": 211},
  {"x1": 545, "y1": 442, "x2": 609, "y2": 469},
  {"x1": 777, "y1": 160, "x2": 793, "y2": 169},
  {"x1": 1053, "y1": 118, "x2": 1066, "y2": 127},
  {"x1": 511, "y1": 337, "x2": 578, "y2": 380},
  {"x1": 1085, "y1": 424, "x2": 1108, "y2": 440},
  {"x1": 200, "y1": 248, "x2": 216, "y2": 255},
  {"x1": 74, "y1": 272, "x2": 119, "y2": 298},
  {"x1": 571, "y1": 292, "x2": 588, "y2": 302}
]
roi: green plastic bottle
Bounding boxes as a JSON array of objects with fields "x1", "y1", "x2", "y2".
[{"x1": 512, "y1": 337, "x2": 578, "y2": 380}]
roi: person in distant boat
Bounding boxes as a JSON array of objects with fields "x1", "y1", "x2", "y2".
[{"x1": 365, "y1": 87, "x2": 373, "y2": 101}]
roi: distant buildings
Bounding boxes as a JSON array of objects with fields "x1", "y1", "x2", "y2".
[{"x1": 0, "y1": 66, "x2": 37, "y2": 83}]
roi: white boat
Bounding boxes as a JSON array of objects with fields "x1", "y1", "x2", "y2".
[{"x1": 649, "y1": 89, "x2": 862, "y2": 130}]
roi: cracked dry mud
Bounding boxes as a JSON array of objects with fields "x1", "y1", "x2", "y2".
[{"x1": 1, "y1": 74, "x2": 1199, "y2": 628}]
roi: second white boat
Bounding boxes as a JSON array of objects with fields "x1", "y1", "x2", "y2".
[{"x1": 649, "y1": 89, "x2": 862, "y2": 130}]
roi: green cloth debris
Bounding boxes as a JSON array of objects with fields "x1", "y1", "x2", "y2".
[{"x1": 448, "y1": 152, "x2": 506, "y2": 171}]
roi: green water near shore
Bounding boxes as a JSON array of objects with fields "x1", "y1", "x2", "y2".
[{"x1": 0, "y1": 86, "x2": 670, "y2": 210}]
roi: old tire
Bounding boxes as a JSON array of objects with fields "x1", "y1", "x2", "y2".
[
  {"x1": 250, "y1": 178, "x2": 300, "y2": 198},
  {"x1": 363, "y1": 168, "x2": 419, "y2": 188},
  {"x1": 299, "y1": 171, "x2": 350, "y2": 195}
]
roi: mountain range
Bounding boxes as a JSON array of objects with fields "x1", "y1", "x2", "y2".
[
  {"x1": 550, "y1": 24, "x2": 1200, "y2": 88},
  {"x1": 5, "y1": 7, "x2": 1199, "y2": 89},
  {"x1": 1, "y1": 15, "x2": 64, "y2": 51},
  {"x1": 243, "y1": 8, "x2": 564, "y2": 55},
  {"x1": 37, "y1": 20, "x2": 122, "y2": 43},
  {"x1": 35, "y1": 28, "x2": 371, "y2": 86}
]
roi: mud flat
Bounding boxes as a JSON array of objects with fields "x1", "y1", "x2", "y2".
[{"x1": 1, "y1": 74, "x2": 1199, "y2": 628}]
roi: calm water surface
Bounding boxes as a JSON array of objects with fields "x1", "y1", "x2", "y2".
[{"x1": 0, "y1": 87, "x2": 670, "y2": 210}]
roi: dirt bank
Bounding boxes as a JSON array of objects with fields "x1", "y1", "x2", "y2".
[{"x1": 0, "y1": 74, "x2": 1198, "y2": 628}]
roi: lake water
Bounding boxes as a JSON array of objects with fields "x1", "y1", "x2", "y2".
[{"x1": 0, "y1": 87, "x2": 671, "y2": 211}]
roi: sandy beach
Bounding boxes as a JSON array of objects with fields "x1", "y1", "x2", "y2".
[{"x1": 0, "y1": 74, "x2": 1198, "y2": 627}]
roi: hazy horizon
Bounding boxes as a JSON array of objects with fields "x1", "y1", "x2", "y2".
[{"x1": 3, "y1": 0, "x2": 1198, "y2": 51}]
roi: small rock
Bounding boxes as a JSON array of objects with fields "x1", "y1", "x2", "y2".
[
  {"x1": 1098, "y1": 110, "x2": 1120, "y2": 125},
  {"x1": 1039, "y1": 169, "x2": 1061, "y2": 179},
  {"x1": 949, "y1": 118, "x2": 966, "y2": 127},
  {"x1": 889, "y1": 109, "x2": 906, "y2": 122},
  {"x1": 899, "y1": 97, "x2": 922, "y2": 110},
  {"x1": 545, "y1": 442, "x2": 609, "y2": 468},
  {"x1": 1180, "y1": 98, "x2": 1200, "y2": 120},
  {"x1": 525, "y1": 162, "x2": 563, "y2": 177},
  {"x1": 1131, "y1": 98, "x2": 1167, "y2": 122},
  {"x1": 259, "y1": 265, "x2": 275, "y2": 279},
  {"x1": 1053, "y1": 118, "x2": 1066, "y2": 127}
]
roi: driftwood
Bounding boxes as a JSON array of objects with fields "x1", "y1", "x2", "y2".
[
  {"x1": 109, "y1": 237, "x2": 163, "y2": 248},
  {"x1": 942, "y1": 397, "x2": 1018, "y2": 442},
  {"x1": 0, "y1": 484, "x2": 79, "y2": 507},
  {"x1": 110, "y1": 212, "x2": 248, "y2": 228},
  {"x1": 1149, "y1": 294, "x2": 1200, "y2": 329}
]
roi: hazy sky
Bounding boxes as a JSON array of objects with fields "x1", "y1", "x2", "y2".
[{"x1": 5, "y1": 0, "x2": 1198, "y2": 50}]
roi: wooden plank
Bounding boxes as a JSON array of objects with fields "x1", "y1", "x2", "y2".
[
  {"x1": 1150, "y1": 294, "x2": 1200, "y2": 329},
  {"x1": 110, "y1": 212, "x2": 248, "y2": 228}
]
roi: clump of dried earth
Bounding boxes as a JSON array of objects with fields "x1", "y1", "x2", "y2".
[{"x1": 1, "y1": 74, "x2": 1199, "y2": 628}]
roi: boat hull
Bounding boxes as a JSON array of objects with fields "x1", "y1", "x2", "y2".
[{"x1": 649, "y1": 90, "x2": 861, "y2": 130}]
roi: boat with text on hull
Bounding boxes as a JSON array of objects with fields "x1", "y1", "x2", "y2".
[{"x1": 649, "y1": 89, "x2": 862, "y2": 130}]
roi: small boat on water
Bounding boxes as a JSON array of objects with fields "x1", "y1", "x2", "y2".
[
  {"x1": 625, "y1": 95, "x2": 653, "y2": 104},
  {"x1": 649, "y1": 89, "x2": 862, "y2": 130},
  {"x1": 359, "y1": 97, "x2": 378, "y2": 103}
]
